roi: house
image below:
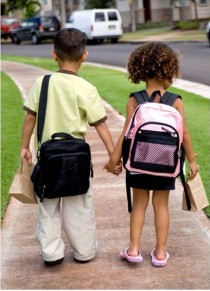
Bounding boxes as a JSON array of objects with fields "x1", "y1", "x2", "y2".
[
  {"x1": 116, "y1": 0, "x2": 210, "y2": 29},
  {"x1": 1, "y1": 0, "x2": 209, "y2": 28}
]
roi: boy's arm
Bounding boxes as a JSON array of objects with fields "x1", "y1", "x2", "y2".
[
  {"x1": 95, "y1": 122, "x2": 122, "y2": 175},
  {"x1": 95, "y1": 121, "x2": 115, "y2": 157},
  {"x1": 21, "y1": 112, "x2": 36, "y2": 164}
]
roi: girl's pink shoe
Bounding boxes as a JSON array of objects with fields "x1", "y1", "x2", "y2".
[
  {"x1": 120, "y1": 249, "x2": 143, "y2": 263},
  {"x1": 151, "y1": 249, "x2": 169, "y2": 267}
]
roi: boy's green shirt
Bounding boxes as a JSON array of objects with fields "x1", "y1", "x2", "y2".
[{"x1": 24, "y1": 71, "x2": 107, "y2": 151}]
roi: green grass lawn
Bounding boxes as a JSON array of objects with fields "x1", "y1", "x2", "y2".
[
  {"x1": 1, "y1": 55, "x2": 210, "y2": 219},
  {"x1": 121, "y1": 27, "x2": 206, "y2": 42},
  {"x1": 1, "y1": 72, "x2": 25, "y2": 220}
]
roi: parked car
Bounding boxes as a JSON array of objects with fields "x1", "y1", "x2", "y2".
[
  {"x1": 65, "y1": 9, "x2": 123, "y2": 43},
  {"x1": 11, "y1": 15, "x2": 60, "y2": 44},
  {"x1": 1, "y1": 17, "x2": 21, "y2": 40},
  {"x1": 206, "y1": 21, "x2": 210, "y2": 46}
]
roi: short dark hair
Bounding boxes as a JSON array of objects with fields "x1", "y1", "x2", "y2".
[
  {"x1": 127, "y1": 42, "x2": 180, "y2": 84},
  {"x1": 54, "y1": 28, "x2": 87, "y2": 62}
]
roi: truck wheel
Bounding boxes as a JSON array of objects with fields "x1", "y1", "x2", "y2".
[
  {"x1": 32, "y1": 34, "x2": 40, "y2": 44},
  {"x1": 111, "y1": 38, "x2": 118, "y2": 44},
  {"x1": 12, "y1": 34, "x2": 21, "y2": 45}
]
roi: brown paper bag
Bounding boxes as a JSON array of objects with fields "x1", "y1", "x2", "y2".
[
  {"x1": 182, "y1": 172, "x2": 209, "y2": 211},
  {"x1": 9, "y1": 160, "x2": 37, "y2": 204}
]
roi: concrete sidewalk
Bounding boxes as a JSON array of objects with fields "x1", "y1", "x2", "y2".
[{"x1": 1, "y1": 61, "x2": 210, "y2": 290}]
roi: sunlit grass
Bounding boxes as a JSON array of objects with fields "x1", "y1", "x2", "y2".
[
  {"x1": 1, "y1": 72, "x2": 24, "y2": 220},
  {"x1": 121, "y1": 28, "x2": 206, "y2": 41}
]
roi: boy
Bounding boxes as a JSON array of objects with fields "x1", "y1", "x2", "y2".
[{"x1": 21, "y1": 28, "x2": 118, "y2": 266}]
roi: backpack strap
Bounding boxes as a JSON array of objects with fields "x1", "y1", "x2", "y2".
[
  {"x1": 37, "y1": 75, "x2": 51, "y2": 144},
  {"x1": 162, "y1": 92, "x2": 191, "y2": 210},
  {"x1": 129, "y1": 90, "x2": 150, "y2": 104},
  {"x1": 37, "y1": 75, "x2": 51, "y2": 161},
  {"x1": 126, "y1": 171, "x2": 132, "y2": 213},
  {"x1": 161, "y1": 91, "x2": 182, "y2": 106},
  {"x1": 180, "y1": 168, "x2": 191, "y2": 211},
  {"x1": 179, "y1": 147, "x2": 191, "y2": 211},
  {"x1": 126, "y1": 90, "x2": 149, "y2": 213},
  {"x1": 130, "y1": 90, "x2": 181, "y2": 107}
]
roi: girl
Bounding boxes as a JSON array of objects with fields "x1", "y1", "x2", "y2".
[{"x1": 105, "y1": 42, "x2": 199, "y2": 267}]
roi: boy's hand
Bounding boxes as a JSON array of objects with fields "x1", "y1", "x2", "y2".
[
  {"x1": 104, "y1": 159, "x2": 122, "y2": 176},
  {"x1": 103, "y1": 159, "x2": 115, "y2": 174},
  {"x1": 21, "y1": 148, "x2": 32, "y2": 165}
]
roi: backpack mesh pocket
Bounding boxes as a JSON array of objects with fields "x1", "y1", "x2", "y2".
[{"x1": 130, "y1": 130, "x2": 178, "y2": 173}]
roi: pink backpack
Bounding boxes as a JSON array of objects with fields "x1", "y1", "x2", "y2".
[
  {"x1": 122, "y1": 90, "x2": 190, "y2": 212},
  {"x1": 125, "y1": 99, "x2": 183, "y2": 177}
]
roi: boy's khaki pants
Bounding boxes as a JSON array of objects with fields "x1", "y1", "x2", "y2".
[{"x1": 36, "y1": 186, "x2": 97, "y2": 262}]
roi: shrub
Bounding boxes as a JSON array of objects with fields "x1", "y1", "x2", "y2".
[{"x1": 174, "y1": 20, "x2": 199, "y2": 30}]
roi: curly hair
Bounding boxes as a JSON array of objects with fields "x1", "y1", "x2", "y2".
[{"x1": 127, "y1": 42, "x2": 180, "y2": 84}]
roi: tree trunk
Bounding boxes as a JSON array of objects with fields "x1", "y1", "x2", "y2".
[
  {"x1": 193, "y1": 0, "x2": 198, "y2": 20},
  {"x1": 170, "y1": 0, "x2": 174, "y2": 25},
  {"x1": 129, "y1": 0, "x2": 136, "y2": 32},
  {"x1": 60, "y1": 0, "x2": 66, "y2": 28}
]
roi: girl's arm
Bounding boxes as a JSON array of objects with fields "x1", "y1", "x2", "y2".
[
  {"x1": 174, "y1": 98, "x2": 199, "y2": 179},
  {"x1": 105, "y1": 97, "x2": 138, "y2": 174}
]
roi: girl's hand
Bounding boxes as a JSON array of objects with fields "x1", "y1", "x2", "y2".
[
  {"x1": 188, "y1": 160, "x2": 199, "y2": 180},
  {"x1": 114, "y1": 161, "x2": 122, "y2": 176}
]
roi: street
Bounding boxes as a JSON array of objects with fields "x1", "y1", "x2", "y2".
[{"x1": 1, "y1": 41, "x2": 210, "y2": 85}]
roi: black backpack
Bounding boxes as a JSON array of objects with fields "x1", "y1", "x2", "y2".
[{"x1": 31, "y1": 75, "x2": 93, "y2": 202}]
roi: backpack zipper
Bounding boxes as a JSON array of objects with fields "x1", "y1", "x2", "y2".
[
  {"x1": 162, "y1": 126, "x2": 177, "y2": 137},
  {"x1": 40, "y1": 185, "x2": 46, "y2": 202}
]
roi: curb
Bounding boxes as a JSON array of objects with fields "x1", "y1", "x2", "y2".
[{"x1": 86, "y1": 62, "x2": 210, "y2": 99}]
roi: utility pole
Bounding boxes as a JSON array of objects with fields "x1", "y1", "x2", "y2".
[
  {"x1": 60, "y1": 0, "x2": 66, "y2": 28},
  {"x1": 170, "y1": 0, "x2": 174, "y2": 25},
  {"x1": 129, "y1": 0, "x2": 136, "y2": 32},
  {"x1": 193, "y1": 0, "x2": 198, "y2": 20}
]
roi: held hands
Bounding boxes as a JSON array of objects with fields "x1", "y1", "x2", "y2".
[
  {"x1": 104, "y1": 158, "x2": 122, "y2": 176},
  {"x1": 21, "y1": 148, "x2": 32, "y2": 165}
]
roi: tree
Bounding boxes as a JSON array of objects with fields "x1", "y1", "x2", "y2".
[
  {"x1": 60, "y1": 0, "x2": 66, "y2": 28},
  {"x1": 84, "y1": 0, "x2": 116, "y2": 9},
  {"x1": 129, "y1": 0, "x2": 136, "y2": 32},
  {"x1": 7, "y1": 0, "x2": 41, "y2": 17}
]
